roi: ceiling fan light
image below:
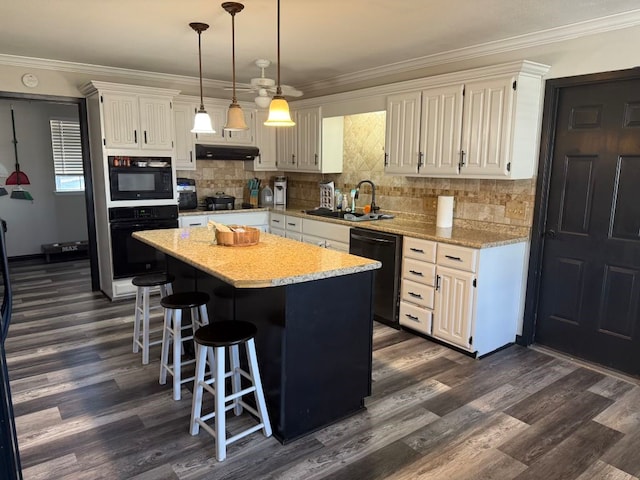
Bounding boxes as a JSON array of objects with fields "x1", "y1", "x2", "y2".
[
  {"x1": 265, "y1": 96, "x2": 295, "y2": 126},
  {"x1": 254, "y1": 95, "x2": 272, "y2": 109},
  {"x1": 224, "y1": 102, "x2": 249, "y2": 131},
  {"x1": 192, "y1": 108, "x2": 215, "y2": 133}
]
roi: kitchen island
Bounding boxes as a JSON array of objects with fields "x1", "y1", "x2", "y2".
[{"x1": 133, "y1": 227, "x2": 381, "y2": 443}]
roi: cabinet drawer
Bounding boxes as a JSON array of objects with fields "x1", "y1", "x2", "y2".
[
  {"x1": 302, "y1": 218, "x2": 349, "y2": 243},
  {"x1": 404, "y1": 237, "x2": 437, "y2": 263},
  {"x1": 399, "y1": 301, "x2": 432, "y2": 335},
  {"x1": 285, "y1": 231, "x2": 302, "y2": 241},
  {"x1": 402, "y1": 258, "x2": 436, "y2": 286},
  {"x1": 401, "y1": 279, "x2": 434, "y2": 309},
  {"x1": 270, "y1": 213, "x2": 285, "y2": 230},
  {"x1": 437, "y1": 244, "x2": 477, "y2": 272},
  {"x1": 284, "y1": 216, "x2": 302, "y2": 232}
]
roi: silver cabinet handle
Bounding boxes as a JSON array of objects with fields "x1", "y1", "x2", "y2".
[
  {"x1": 445, "y1": 255, "x2": 462, "y2": 261},
  {"x1": 405, "y1": 313, "x2": 419, "y2": 321},
  {"x1": 436, "y1": 275, "x2": 441, "y2": 291},
  {"x1": 409, "y1": 270, "x2": 424, "y2": 276},
  {"x1": 410, "y1": 248, "x2": 425, "y2": 254},
  {"x1": 459, "y1": 150, "x2": 466, "y2": 169},
  {"x1": 408, "y1": 292, "x2": 423, "y2": 299}
]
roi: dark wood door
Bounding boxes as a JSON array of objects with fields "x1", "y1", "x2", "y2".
[{"x1": 536, "y1": 77, "x2": 640, "y2": 375}]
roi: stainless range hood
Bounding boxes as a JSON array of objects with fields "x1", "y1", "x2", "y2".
[{"x1": 195, "y1": 144, "x2": 259, "y2": 161}]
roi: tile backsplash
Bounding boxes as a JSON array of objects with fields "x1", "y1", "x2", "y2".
[{"x1": 178, "y1": 111, "x2": 536, "y2": 237}]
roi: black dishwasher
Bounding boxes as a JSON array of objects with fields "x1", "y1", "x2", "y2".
[{"x1": 349, "y1": 227, "x2": 402, "y2": 328}]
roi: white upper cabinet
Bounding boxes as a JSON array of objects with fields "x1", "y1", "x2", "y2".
[
  {"x1": 420, "y1": 84, "x2": 464, "y2": 176},
  {"x1": 173, "y1": 101, "x2": 196, "y2": 170},
  {"x1": 193, "y1": 104, "x2": 255, "y2": 146},
  {"x1": 384, "y1": 61, "x2": 549, "y2": 179},
  {"x1": 384, "y1": 91, "x2": 421, "y2": 174},
  {"x1": 460, "y1": 76, "x2": 515, "y2": 177},
  {"x1": 101, "y1": 92, "x2": 174, "y2": 151},
  {"x1": 251, "y1": 109, "x2": 277, "y2": 171},
  {"x1": 296, "y1": 107, "x2": 321, "y2": 172},
  {"x1": 277, "y1": 107, "x2": 344, "y2": 174}
]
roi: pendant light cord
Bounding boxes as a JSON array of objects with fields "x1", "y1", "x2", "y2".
[
  {"x1": 197, "y1": 29, "x2": 205, "y2": 109},
  {"x1": 275, "y1": 0, "x2": 282, "y2": 96},
  {"x1": 231, "y1": 12, "x2": 237, "y2": 102}
]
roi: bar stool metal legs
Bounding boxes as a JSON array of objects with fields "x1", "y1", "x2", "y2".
[
  {"x1": 190, "y1": 321, "x2": 272, "y2": 461},
  {"x1": 159, "y1": 291, "x2": 211, "y2": 401},
  {"x1": 132, "y1": 273, "x2": 174, "y2": 365}
]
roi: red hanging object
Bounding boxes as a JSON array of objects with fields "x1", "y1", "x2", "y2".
[{"x1": 6, "y1": 106, "x2": 30, "y2": 186}]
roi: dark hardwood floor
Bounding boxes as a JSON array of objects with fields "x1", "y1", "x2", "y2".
[{"x1": 5, "y1": 259, "x2": 640, "y2": 479}]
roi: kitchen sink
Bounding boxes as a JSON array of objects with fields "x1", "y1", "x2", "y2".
[{"x1": 304, "y1": 208, "x2": 394, "y2": 222}]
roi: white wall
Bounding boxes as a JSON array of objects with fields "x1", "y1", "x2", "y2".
[{"x1": 0, "y1": 100, "x2": 88, "y2": 257}]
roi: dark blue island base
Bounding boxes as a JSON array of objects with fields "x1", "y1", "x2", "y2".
[{"x1": 168, "y1": 257, "x2": 375, "y2": 444}]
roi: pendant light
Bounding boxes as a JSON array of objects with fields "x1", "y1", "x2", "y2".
[
  {"x1": 264, "y1": 0, "x2": 295, "y2": 127},
  {"x1": 222, "y1": 2, "x2": 249, "y2": 131},
  {"x1": 190, "y1": 22, "x2": 215, "y2": 134}
]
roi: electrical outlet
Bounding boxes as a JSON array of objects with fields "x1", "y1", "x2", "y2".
[{"x1": 505, "y1": 201, "x2": 527, "y2": 220}]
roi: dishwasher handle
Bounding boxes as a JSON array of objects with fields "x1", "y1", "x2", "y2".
[{"x1": 350, "y1": 233, "x2": 395, "y2": 245}]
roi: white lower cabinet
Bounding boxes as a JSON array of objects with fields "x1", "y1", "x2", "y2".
[
  {"x1": 302, "y1": 218, "x2": 350, "y2": 252},
  {"x1": 401, "y1": 236, "x2": 527, "y2": 356},
  {"x1": 180, "y1": 212, "x2": 269, "y2": 231},
  {"x1": 432, "y1": 265, "x2": 475, "y2": 350},
  {"x1": 400, "y1": 237, "x2": 437, "y2": 335},
  {"x1": 179, "y1": 215, "x2": 208, "y2": 227}
]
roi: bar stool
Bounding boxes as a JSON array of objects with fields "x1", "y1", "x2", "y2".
[
  {"x1": 159, "y1": 291, "x2": 212, "y2": 401},
  {"x1": 190, "y1": 321, "x2": 272, "y2": 462},
  {"x1": 132, "y1": 273, "x2": 174, "y2": 365}
]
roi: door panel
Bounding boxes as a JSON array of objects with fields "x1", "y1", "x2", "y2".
[{"x1": 536, "y1": 78, "x2": 640, "y2": 375}]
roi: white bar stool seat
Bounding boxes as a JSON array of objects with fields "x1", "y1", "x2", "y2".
[
  {"x1": 132, "y1": 273, "x2": 174, "y2": 365},
  {"x1": 190, "y1": 320, "x2": 272, "y2": 462},
  {"x1": 159, "y1": 291, "x2": 211, "y2": 401}
]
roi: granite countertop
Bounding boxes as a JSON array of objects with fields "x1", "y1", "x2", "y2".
[
  {"x1": 278, "y1": 208, "x2": 528, "y2": 249},
  {"x1": 133, "y1": 227, "x2": 381, "y2": 289},
  {"x1": 178, "y1": 206, "x2": 528, "y2": 248}
]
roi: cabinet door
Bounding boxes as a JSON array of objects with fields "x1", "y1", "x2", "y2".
[
  {"x1": 460, "y1": 76, "x2": 515, "y2": 177},
  {"x1": 253, "y1": 110, "x2": 278, "y2": 171},
  {"x1": 101, "y1": 92, "x2": 139, "y2": 149},
  {"x1": 173, "y1": 102, "x2": 196, "y2": 170},
  {"x1": 296, "y1": 107, "x2": 321, "y2": 172},
  {"x1": 385, "y1": 91, "x2": 421, "y2": 174},
  {"x1": 139, "y1": 95, "x2": 174, "y2": 150},
  {"x1": 194, "y1": 105, "x2": 226, "y2": 144},
  {"x1": 276, "y1": 115, "x2": 297, "y2": 169},
  {"x1": 223, "y1": 110, "x2": 255, "y2": 145},
  {"x1": 420, "y1": 84, "x2": 464, "y2": 176},
  {"x1": 433, "y1": 265, "x2": 475, "y2": 350}
]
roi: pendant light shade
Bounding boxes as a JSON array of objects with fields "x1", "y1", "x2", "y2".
[
  {"x1": 222, "y1": 2, "x2": 249, "y2": 131},
  {"x1": 189, "y1": 22, "x2": 215, "y2": 134},
  {"x1": 265, "y1": 0, "x2": 295, "y2": 127}
]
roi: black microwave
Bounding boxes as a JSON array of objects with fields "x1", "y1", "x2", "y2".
[{"x1": 108, "y1": 156, "x2": 174, "y2": 201}]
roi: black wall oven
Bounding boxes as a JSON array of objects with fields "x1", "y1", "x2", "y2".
[
  {"x1": 109, "y1": 205, "x2": 178, "y2": 279},
  {"x1": 108, "y1": 156, "x2": 174, "y2": 201}
]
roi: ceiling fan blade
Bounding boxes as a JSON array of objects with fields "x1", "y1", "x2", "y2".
[
  {"x1": 223, "y1": 86, "x2": 255, "y2": 92},
  {"x1": 280, "y1": 85, "x2": 303, "y2": 97}
]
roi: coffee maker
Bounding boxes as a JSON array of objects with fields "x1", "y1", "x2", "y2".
[{"x1": 274, "y1": 176, "x2": 287, "y2": 207}]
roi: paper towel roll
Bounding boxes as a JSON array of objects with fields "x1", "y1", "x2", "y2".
[{"x1": 436, "y1": 196, "x2": 454, "y2": 228}]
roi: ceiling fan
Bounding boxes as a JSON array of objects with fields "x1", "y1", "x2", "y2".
[{"x1": 226, "y1": 59, "x2": 303, "y2": 108}]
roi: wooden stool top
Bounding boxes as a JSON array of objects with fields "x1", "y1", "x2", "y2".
[
  {"x1": 132, "y1": 272, "x2": 175, "y2": 287},
  {"x1": 194, "y1": 321, "x2": 257, "y2": 347},
  {"x1": 161, "y1": 291, "x2": 210, "y2": 309}
]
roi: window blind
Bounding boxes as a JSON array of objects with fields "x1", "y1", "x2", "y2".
[{"x1": 50, "y1": 120, "x2": 83, "y2": 175}]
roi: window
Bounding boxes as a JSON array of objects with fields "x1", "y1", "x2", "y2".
[{"x1": 50, "y1": 119, "x2": 84, "y2": 192}]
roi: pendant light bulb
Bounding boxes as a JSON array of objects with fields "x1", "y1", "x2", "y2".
[
  {"x1": 265, "y1": 0, "x2": 295, "y2": 127},
  {"x1": 222, "y1": 2, "x2": 249, "y2": 131},
  {"x1": 189, "y1": 22, "x2": 215, "y2": 134}
]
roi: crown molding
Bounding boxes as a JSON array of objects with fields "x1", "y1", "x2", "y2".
[
  {"x1": 298, "y1": 8, "x2": 640, "y2": 96},
  {"x1": 0, "y1": 53, "x2": 236, "y2": 90}
]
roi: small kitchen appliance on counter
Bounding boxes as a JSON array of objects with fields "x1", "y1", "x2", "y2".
[
  {"x1": 205, "y1": 192, "x2": 236, "y2": 210},
  {"x1": 274, "y1": 176, "x2": 287, "y2": 207},
  {"x1": 177, "y1": 178, "x2": 198, "y2": 210}
]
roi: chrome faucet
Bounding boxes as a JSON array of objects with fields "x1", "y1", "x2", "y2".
[{"x1": 355, "y1": 180, "x2": 379, "y2": 213}]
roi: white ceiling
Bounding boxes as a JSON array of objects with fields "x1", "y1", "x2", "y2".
[{"x1": 2, "y1": 0, "x2": 640, "y2": 98}]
